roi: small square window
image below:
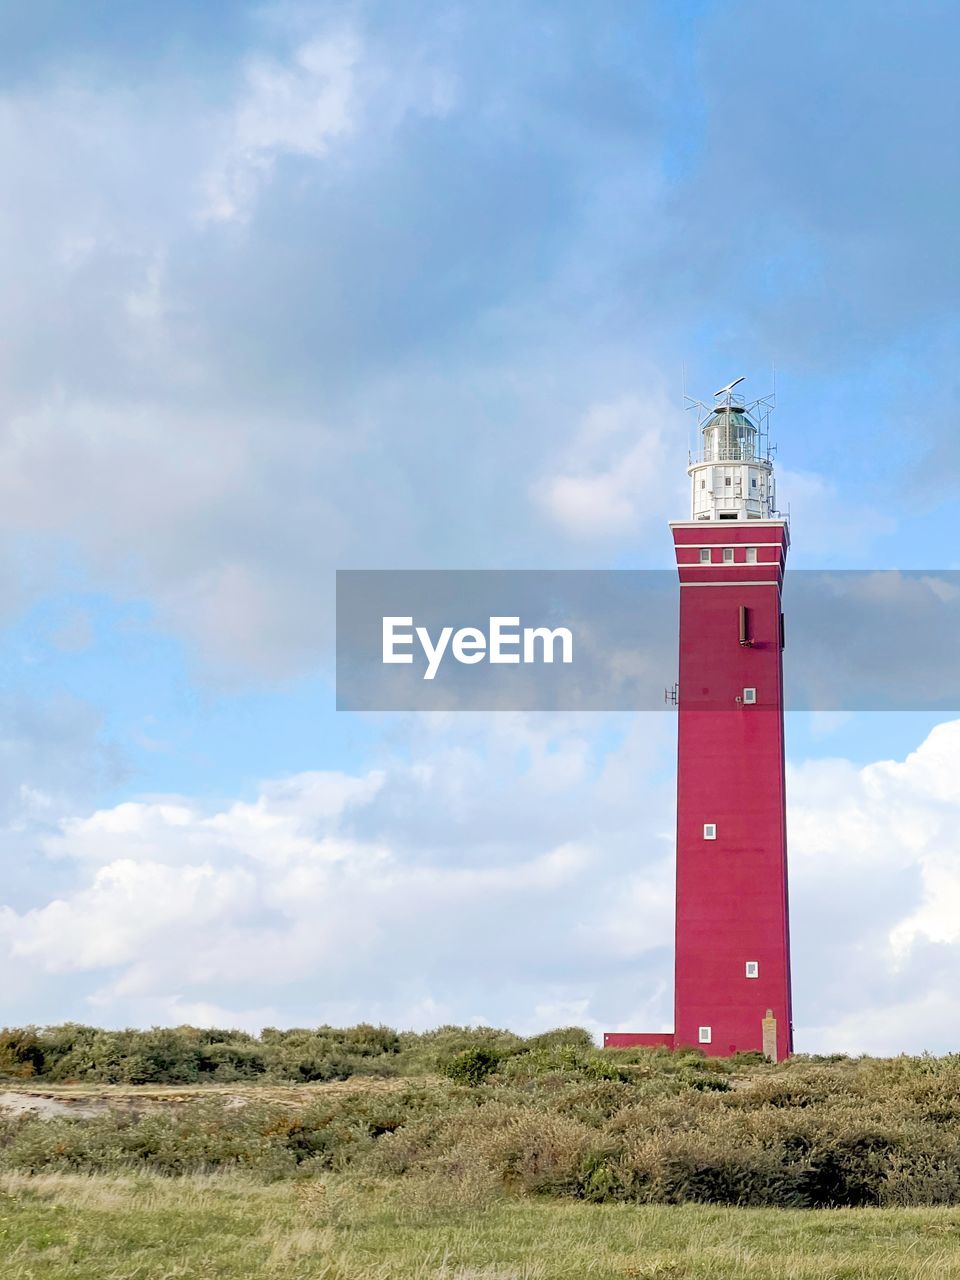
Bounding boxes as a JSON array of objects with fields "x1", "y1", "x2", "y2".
[
  {"x1": 699, "y1": 548, "x2": 710, "y2": 563},
  {"x1": 703, "y1": 823, "x2": 717, "y2": 840},
  {"x1": 698, "y1": 1026, "x2": 712, "y2": 1044},
  {"x1": 723, "y1": 548, "x2": 734, "y2": 563},
  {"x1": 724, "y1": 476, "x2": 732, "y2": 486},
  {"x1": 742, "y1": 688, "x2": 757, "y2": 704},
  {"x1": 746, "y1": 547, "x2": 757, "y2": 564},
  {"x1": 745, "y1": 962, "x2": 759, "y2": 978}
]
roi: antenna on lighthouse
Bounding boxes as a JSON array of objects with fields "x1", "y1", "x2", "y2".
[{"x1": 713, "y1": 375, "x2": 745, "y2": 400}]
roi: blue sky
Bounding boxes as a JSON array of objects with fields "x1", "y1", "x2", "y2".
[{"x1": 1, "y1": 0, "x2": 959, "y2": 1051}]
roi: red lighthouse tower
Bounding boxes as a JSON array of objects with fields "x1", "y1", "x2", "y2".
[{"x1": 607, "y1": 378, "x2": 792, "y2": 1060}]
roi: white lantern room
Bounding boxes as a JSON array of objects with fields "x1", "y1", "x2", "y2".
[{"x1": 687, "y1": 379, "x2": 777, "y2": 521}]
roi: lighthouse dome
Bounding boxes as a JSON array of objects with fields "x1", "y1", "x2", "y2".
[{"x1": 702, "y1": 407, "x2": 758, "y2": 463}]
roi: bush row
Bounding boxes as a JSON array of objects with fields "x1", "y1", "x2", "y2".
[
  {"x1": 3, "y1": 1037, "x2": 960, "y2": 1206},
  {"x1": 0, "y1": 1022, "x2": 546, "y2": 1085},
  {"x1": 0, "y1": 1021, "x2": 757, "y2": 1086}
]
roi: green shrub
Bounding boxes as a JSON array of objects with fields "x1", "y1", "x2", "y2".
[
  {"x1": 440, "y1": 1047, "x2": 501, "y2": 1087},
  {"x1": 524, "y1": 1027, "x2": 596, "y2": 1053},
  {"x1": 0, "y1": 1027, "x2": 44, "y2": 1078}
]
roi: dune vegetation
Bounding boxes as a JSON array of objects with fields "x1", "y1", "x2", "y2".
[{"x1": 4, "y1": 1024, "x2": 960, "y2": 1277}]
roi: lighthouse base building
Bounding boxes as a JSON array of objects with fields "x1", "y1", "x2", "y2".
[{"x1": 607, "y1": 381, "x2": 793, "y2": 1061}]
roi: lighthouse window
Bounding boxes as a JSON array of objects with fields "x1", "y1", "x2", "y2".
[
  {"x1": 698, "y1": 1026, "x2": 712, "y2": 1044},
  {"x1": 751, "y1": 477, "x2": 758, "y2": 487},
  {"x1": 723, "y1": 548, "x2": 734, "y2": 563},
  {"x1": 703, "y1": 823, "x2": 717, "y2": 840},
  {"x1": 701, "y1": 479, "x2": 706, "y2": 489},
  {"x1": 746, "y1": 547, "x2": 758, "y2": 564},
  {"x1": 724, "y1": 476, "x2": 732, "y2": 486},
  {"x1": 746, "y1": 962, "x2": 759, "y2": 978},
  {"x1": 699, "y1": 548, "x2": 710, "y2": 563}
]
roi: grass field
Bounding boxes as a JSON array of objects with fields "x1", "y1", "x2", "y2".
[{"x1": 4, "y1": 1170, "x2": 960, "y2": 1279}]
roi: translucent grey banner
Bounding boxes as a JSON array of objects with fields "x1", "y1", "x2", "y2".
[{"x1": 336, "y1": 570, "x2": 960, "y2": 711}]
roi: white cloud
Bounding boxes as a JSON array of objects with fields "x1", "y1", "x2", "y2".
[
  {"x1": 0, "y1": 33, "x2": 467, "y2": 678},
  {"x1": 0, "y1": 394, "x2": 360, "y2": 677},
  {"x1": 42, "y1": 772, "x2": 387, "y2": 876},
  {"x1": 788, "y1": 719, "x2": 960, "y2": 1050},
  {"x1": 5, "y1": 860, "x2": 258, "y2": 972},
  {"x1": 3, "y1": 711, "x2": 960, "y2": 1048},
  {"x1": 777, "y1": 467, "x2": 895, "y2": 560},
  {"x1": 0, "y1": 713, "x2": 678, "y2": 1029},
  {"x1": 203, "y1": 35, "x2": 359, "y2": 223},
  {"x1": 532, "y1": 395, "x2": 685, "y2": 539},
  {"x1": 584, "y1": 865, "x2": 674, "y2": 960},
  {"x1": 81, "y1": 993, "x2": 281, "y2": 1036},
  {"x1": 803, "y1": 990, "x2": 960, "y2": 1059}
]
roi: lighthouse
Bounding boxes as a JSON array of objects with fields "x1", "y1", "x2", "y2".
[{"x1": 606, "y1": 378, "x2": 793, "y2": 1060}]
